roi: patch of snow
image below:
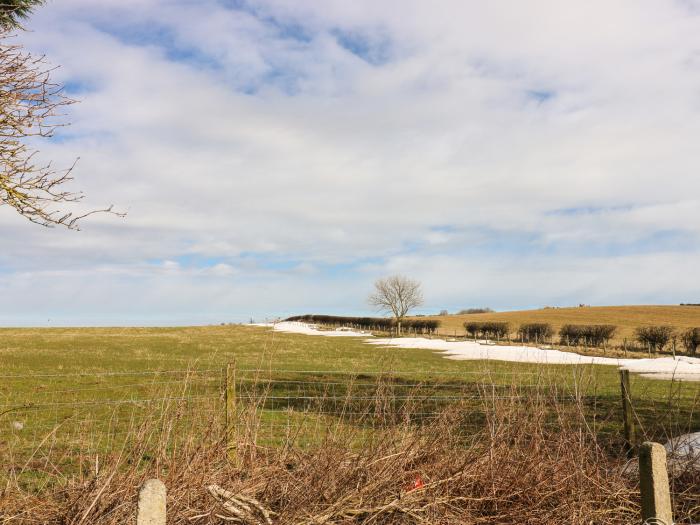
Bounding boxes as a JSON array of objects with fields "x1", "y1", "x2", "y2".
[
  {"x1": 622, "y1": 433, "x2": 700, "y2": 476},
  {"x1": 254, "y1": 323, "x2": 700, "y2": 381},
  {"x1": 366, "y1": 337, "x2": 700, "y2": 381},
  {"x1": 665, "y1": 432, "x2": 700, "y2": 464},
  {"x1": 270, "y1": 321, "x2": 372, "y2": 337}
]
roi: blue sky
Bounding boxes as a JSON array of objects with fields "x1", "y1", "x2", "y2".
[{"x1": 1, "y1": 0, "x2": 700, "y2": 326}]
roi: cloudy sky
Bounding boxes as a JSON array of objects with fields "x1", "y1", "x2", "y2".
[{"x1": 1, "y1": 0, "x2": 700, "y2": 325}]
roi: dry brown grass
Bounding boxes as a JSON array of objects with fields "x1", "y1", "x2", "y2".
[
  {"x1": 3, "y1": 372, "x2": 699, "y2": 525},
  {"x1": 426, "y1": 305, "x2": 700, "y2": 350}
]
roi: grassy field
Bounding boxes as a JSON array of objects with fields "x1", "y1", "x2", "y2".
[
  {"x1": 425, "y1": 305, "x2": 700, "y2": 348},
  {"x1": 0, "y1": 325, "x2": 699, "y2": 484},
  {"x1": 1, "y1": 324, "x2": 699, "y2": 522}
]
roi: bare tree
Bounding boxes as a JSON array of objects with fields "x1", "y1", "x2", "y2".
[
  {"x1": 368, "y1": 275, "x2": 424, "y2": 335},
  {"x1": 0, "y1": 8, "x2": 121, "y2": 229}
]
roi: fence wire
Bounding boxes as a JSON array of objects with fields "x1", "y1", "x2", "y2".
[{"x1": 1, "y1": 366, "x2": 699, "y2": 483}]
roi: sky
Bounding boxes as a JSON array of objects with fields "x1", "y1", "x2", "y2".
[{"x1": 1, "y1": 0, "x2": 700, "y2": 326}]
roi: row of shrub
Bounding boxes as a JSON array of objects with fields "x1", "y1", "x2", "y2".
[
  {"x1": 285, "y1": 315, "x2": 441, "y2": 334},
  {"x1": 463, "y1": 321, "x2": 510, "y2": 339},
  {"x1": 462, "y1": 321, "x2": 700, "y2": 353},
  {"x1": 636, "y1": 326, "x2": 700, "y2": 354},
  {"x1": 463, "y1": 322, "x2": 616, "y2": 347},
  {"x1": 559, "y1": 324, "x2": 617, "y2": 347}
]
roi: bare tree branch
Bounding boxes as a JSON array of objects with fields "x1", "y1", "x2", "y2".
[{"x1": 0, "y1": 33, "x2": 123, "y2": 229}]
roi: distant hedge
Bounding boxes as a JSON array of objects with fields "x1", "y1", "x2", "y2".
[
  {"x1": 681, "y1": 328, "x2": 700, "y2": 355},
  {"x1": 559, "y1": 324, "x2": 617, "y2": 347},
  {"x1": 635, "y1": 325, "x2": 674, "y2": 352},
  {"x1": 285, "y1": 315, "x2": 440, "y2": 334},
  {"x1": 458, "y1": 308, "x2": 494, "y2": 314},
  {"x1": 517, "y1": 323, "x2": 553, "y2": 343},
  {"x1": 463, "y1": 321, "x2": 510, "y2": 340}
]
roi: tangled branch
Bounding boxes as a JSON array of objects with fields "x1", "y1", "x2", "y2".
[{"x1": 0, "y1": 33, "x2": 122, "y2": 229}]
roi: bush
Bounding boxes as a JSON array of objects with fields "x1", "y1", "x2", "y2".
[
  {"x1": 464, "y1": 321, "x2": 482, "y2": 338},
  {"x1": 403, "y1": 319, "x2": 441, "y2": 334},
  {"x1": 463, "y1": 321, "x2": 510, "y2": 340},
  {"x1": 518, "y1": 323, "x2": 553, "y2": 343},
  {"x1": 635, "y1": 325, "x2": 675, "y2": 352},
  {"x1": 681, "y1": 328, "x2": 700, "y2": 355},
  {"x1": 559, "y1": 324, "x2": 616, "y2": 347}
]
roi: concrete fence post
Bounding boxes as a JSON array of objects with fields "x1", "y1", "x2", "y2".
[
  {"x1": 639, "y1": 442, "x2": 673, "y2": 525},
  {"x1": 137, "y1": 479, "x2": 166, "y2": 525},
  {"x1": 619, "y1": 369, "x2": 635, "y2": 454}
]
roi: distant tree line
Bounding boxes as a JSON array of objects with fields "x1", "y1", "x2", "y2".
[
  {"x1": 458, "y1": 308, "x2": 494, "y2": 314},
  {"x1": 285, "y1": 315, "x2": 440, "y2": 334}
]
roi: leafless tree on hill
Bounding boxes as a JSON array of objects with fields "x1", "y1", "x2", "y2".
[{"x1": 368, "y1": 275, "x2": 423, "y2": 335}]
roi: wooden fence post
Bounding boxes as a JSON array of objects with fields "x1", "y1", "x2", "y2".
[
  {"x1": 619, "y1": 369, "x2": 635, "y2": 454},
  {"x1": 639, "y1": 442, "x2": 673, "y2": 525},
  {"x1": 137, "y1": 479, "x2": 166, "y2": 525},
  {"x1": 226, "y1": 362, "x2": 237, "y2": 462}
]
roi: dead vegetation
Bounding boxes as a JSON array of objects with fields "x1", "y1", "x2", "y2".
[{"x1": 1, "y1": 376, "x2": 698, "y2": 524}]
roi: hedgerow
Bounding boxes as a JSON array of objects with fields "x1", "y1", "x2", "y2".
[
  {"x1": 517, "y1": 323, "x2": 553, "y2": 343},
  {"x1": 463, "y1": 321, "x2": 510, "y2": 340},
  {"x1": 635, "y1": 325, "x2": 675, "y2": 352},
  {"x1": 559, "y1": 324, "x2": 617, "y2": 347},
  {"x1": 285, "y1": 315, "x2": 440, "y2": 334}
]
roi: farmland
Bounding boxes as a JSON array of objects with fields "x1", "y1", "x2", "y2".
[
  {"x1": 426, "y1": 305, "x2": 700, "y2": 348},
  {"x1": 1, "y1": 323, "x2": 698, "y2": 456},
  {"x1": 1, "y1": 324, "x2": 700, "y2": 523}
]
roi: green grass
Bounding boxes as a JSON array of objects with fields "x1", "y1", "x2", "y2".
[{"x1": 1, "y1": 324, "x2": 699, "y2": 490}]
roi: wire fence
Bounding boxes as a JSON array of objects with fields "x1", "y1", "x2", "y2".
[
  {"x1": 1, "y1": 365, "x2": 699, "y2": 525},
  {"x1": 1, "y1": 366, "x2": 699, "y2": 462}
]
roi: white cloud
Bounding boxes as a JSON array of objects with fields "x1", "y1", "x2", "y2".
[{"x1": 1, "y1": 0, "x2": 700, "y2": 324}]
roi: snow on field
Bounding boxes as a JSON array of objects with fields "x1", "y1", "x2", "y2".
[
  {"x1": 366, "y1": 337, "x2": 700, "y2": 381},
  {"x1": 263, "y1": 321, "x2": 372, "y2": 337},
  {"x1": 263, "y1": 322, "x2": 700, "y2": 381}
]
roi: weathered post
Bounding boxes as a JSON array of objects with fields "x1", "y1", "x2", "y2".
[
  {"x1": 226, "y1": 362, "x2": 237, "y2": 462},
  {"x1": 619, "y1": 369, "x2": 635, "y2": 454},
  {"x1": 137, "y1": 479, "x2": 166, "y2": 525},
  {"x1": 639, "y1": 442, "x2": 673, "y2": 525}
]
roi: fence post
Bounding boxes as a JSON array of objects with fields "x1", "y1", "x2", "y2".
[
  {"x1": 137, "y1": 479, "x2": 166, "y2": 525},
  {"x1": 226, "y1": 362, "x2": 237, "y2": 462},
  {"x1": 639, "y1": 442, "x2": 673, "y2": 525},
  {"x1": 619, "y1": 369, "x2": 635, "y2": 454}
]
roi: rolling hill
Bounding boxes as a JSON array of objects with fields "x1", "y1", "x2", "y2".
[{"x1": 424, "y1": 305, "x2": 700, "y2": 348}]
